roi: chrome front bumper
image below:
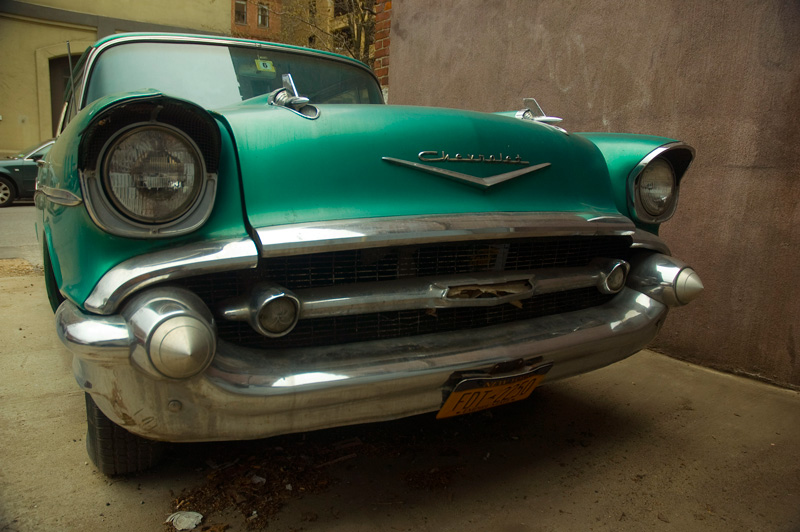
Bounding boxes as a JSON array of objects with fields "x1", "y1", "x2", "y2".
[
  {"x1": 55, "y1": 215, "x2": 703, "y2": 442},
  {"x1": 59, "y1": 285, "x2": 672, "y2": 442}
]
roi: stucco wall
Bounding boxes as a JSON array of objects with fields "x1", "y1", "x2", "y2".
[
  {"x1": 0, "y1": 16, "x2": 95, "y2": 149},
  {"x1": 26, "y1": 0, "x2": 229, "y2": 34},
  {"x1": 389, "y1": 0, "x2": 800, "y2": 387},
  {"x1": 0, "y1": 0, "x2": 228, "y2": 155}
]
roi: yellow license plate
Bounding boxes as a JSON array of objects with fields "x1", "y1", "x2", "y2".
[{"x1": 436, "y1": 364, "x2": 551, "y2": 419}]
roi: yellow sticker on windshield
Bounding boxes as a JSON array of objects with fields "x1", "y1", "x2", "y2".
[{"x1": 255, "y1": 59, "x2": 276, "y2": 73}]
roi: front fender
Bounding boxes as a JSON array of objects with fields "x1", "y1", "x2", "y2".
[
  {"x1": 576, "y1": 133, "x2": 694, "y2": 233},
  {"x1": 40, "y1": 91, "x2": 251, "y2": 310}
]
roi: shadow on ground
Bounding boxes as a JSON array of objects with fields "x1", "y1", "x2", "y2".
[{"x1": 144, "y1": 384, "x2": 650, "y2": 530}]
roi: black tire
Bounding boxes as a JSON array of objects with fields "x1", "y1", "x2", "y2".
[
  {"x1": 85, "y1": 393, "x2": 165, "y2": 476},
  {"x1": 0, "y1": 176, "x2": 15, "y2": 207},
  {"x1": 43, "y1": 243, "x2": 65, "y2": 312}
]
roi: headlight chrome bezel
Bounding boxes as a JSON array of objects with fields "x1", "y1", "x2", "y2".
[
  {"x1": 628, "y1": 143, "x2": 695, "y2": 224},
  {"x1": 78, "y1": 96, "x2": 220, "y2": 239},
  {"x1": 101, "y1": 123, "x2": 208, "y2": 226}
]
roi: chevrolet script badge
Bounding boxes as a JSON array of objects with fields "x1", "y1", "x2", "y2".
[{"x1": 383, "y1": 151, "x2": 550, "y2": 189}]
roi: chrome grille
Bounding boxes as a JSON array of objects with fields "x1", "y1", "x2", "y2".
[
  {"x1": 177, "y1": 235, "x2": 632, "y2": 348},
  {"x1": 219, "y1": 287, "x2": 612, "y2": 349}
]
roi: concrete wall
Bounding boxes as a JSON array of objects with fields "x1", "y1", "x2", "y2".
[{"x1": 389, "y1": 0, "x2": 800, "y2": 387}]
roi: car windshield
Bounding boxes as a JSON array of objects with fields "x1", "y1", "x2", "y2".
[
  {"x1": 84, "y1": 41, "x2": 383, "y2": 110},
  {"x1": 16, "y1": 142, "x2": 49, "y2": 159}
]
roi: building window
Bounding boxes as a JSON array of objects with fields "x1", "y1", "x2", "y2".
[
  {"x1": 235, "y1": 0, "x2": 247, "y2": 25},
  {"x1": 258, "y1": 4, "x2": 269, "y2": 28},
  {"x1": 334, "y1": 0, "x2": 351, "y2": 17}
]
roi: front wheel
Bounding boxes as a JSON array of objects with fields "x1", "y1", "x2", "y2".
[
  {"x1": 0, "y1": 176, "x2": 15, "y2": 207},
  {"x1": 84, "y1": 393, "x2": 165, "y2": 476}
]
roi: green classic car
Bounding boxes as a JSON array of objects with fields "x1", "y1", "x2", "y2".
[{"x1": 37, "y1": 33, "x2": 703, "y2": 475}]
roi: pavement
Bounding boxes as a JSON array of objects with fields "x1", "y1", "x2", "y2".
[
  {"x1": 0, "y1": 202, "x2": 40, "y2": 267},
  {"x1": 0, "y1": 205, "x2": 798, "y2": 531}
]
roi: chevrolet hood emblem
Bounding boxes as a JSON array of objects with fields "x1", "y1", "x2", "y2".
[{"x1": 382, "y1": 154, "x2": 551, "y2": 189}]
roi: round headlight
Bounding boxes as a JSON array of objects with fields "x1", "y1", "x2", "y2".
[
  {"x1": 103, "y1": 126, "x2": 203, "y2": 224},
  {"x1": 637, "y1": 158, "x2": 676, "y2": 217}
]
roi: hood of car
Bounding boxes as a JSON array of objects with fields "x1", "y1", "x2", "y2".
[{"x1": 213, "y1": 102, "x2": 619, "y2": 229}]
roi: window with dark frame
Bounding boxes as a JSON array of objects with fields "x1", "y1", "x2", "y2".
[
  {"x1": 334, "y1": 0, "x2": 351, "y2": 17},
  {"x1": 235, "y1": 0, "x2": 247, "y2": 24},
  {"x1": 258, "y1": 4, "x2": 269, "y2": 28}
]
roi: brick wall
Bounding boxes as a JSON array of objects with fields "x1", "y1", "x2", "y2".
[{"x1": 373, "y1": 0, "x2": 390, "y2": 101}]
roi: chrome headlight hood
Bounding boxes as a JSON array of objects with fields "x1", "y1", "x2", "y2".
[{"x1": 77, "y1": 93, "x2": 221, "y2": 238}]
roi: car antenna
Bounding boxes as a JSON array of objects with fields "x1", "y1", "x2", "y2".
[{"x1": 66, "y1": 41, "x2": 76, "y2": 115}]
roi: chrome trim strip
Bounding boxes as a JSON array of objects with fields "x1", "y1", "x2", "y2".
[
  {"x1": 270, "y1": 103, "x2": 321, "y2": 120},
  {"x1": 67, "y1": 288, "x2": 666, "y2": 441},
  {"x1": 219, "y1": 259, "x2": 628, "y2": 321},
  {"x1": 209, "y1": 288, "x2": 662, "y2": 396},
  {"x1": 78, "y1": 34, "x2": 380, "y2": 110},
  {"x1": 382, "y1": 157, "x2": 550, "y2": 189},
  {"x1": 37, "y1": 185, "x2": 83, "y2": 206},
  {"x1": 630, "y1": 229, "x2": 671, "y2": 255},
  {"x1": 57, "y1": 301, "x2": 132, "y2": 360},
  {"x1": 255, "y1": 212, "x2": 636, "y2": 258},
  {"x1": 84, "y1": 237, "x2": 259, "y2": 315}
]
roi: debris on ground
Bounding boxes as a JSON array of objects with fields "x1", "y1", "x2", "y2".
[
  {"x1": 404, "y1": 466, "x2": 460, "y2": 490},
  {"x1": 0, "y1": 259, "x2": 41, "y2": 277},
  {"x1": 166, "y1": 404, "x2": 517, "y2": 529},
  {"x1": 165, "y1": 511, "x2": 203, "y2": 530},
  {"x1": 168, "y1": 436, "x2": 365, "y2": 530}
]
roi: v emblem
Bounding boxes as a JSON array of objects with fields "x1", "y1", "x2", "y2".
[{"x1": 382, "y1": 157, "x2": 550, "y2": 189}]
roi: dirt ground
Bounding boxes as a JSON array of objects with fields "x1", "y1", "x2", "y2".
[{"x1": 0, "y1": 207, "x2": 798, "y2": 531}]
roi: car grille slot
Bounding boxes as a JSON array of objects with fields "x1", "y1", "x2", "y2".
[
  {"x1": 218, "y1": 287, "x2": 612, "y2": 349},
  {"x1": 177, "y1": 235, "x2": 632, "y2": 349}
]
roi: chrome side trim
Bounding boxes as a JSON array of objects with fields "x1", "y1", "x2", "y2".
[
  {"x1": 219, "y1": 259, "x2": 628, "y2": 321},
  {"x1": 37, "y1": 185, "x2": 83, "y2": 206},
  {"x1": 255, "y1": 212, "x2": 636, "y2": 258},
  {"x1": 84, "y1": 237, "x2": 259, "y2": 315}
]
